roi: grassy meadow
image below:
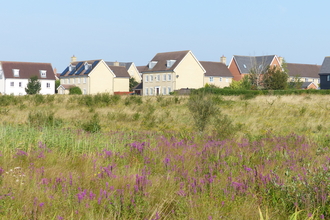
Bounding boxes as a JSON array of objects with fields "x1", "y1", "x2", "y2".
[{"x1": 0, "y1": 93, "x2": 329, "y2": 219}]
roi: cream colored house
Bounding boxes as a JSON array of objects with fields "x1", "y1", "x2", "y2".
[
  {"x1": 140, "y1": 50, "x2": 205, "y2": 95},
  {"x1": 286, "y1": 63, "x2": 321, "y2": 87},
  {"x1": 58, "y1": 58, "x2": 129, "y2": 95},
  {"x1": 201, "y1": 61, "x2": 233, "y2": 88},
  {"x1": 106, "y1": 61, "x2": 142, "y2": 83}
]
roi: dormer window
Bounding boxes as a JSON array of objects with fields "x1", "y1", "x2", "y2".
[
  {"x1": 166, "y1": 60, "x2": 176, "y2": 68},
  {"x1": 148, "y1": 61, "x2": 158, "y2": 69},
  {"x1": 84, "y1": 63, "x2": 91, "y2": 70},
  {"x1": 13, "y1": 69, "x2": 19, "y2": 77},
  {"x1": 69, "y1": 64, "x2": 76, "y2": 72},
  {"x1": 40, "y1": 70, "x2": 47, "y2": 78}
]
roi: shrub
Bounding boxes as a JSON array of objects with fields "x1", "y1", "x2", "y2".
[
  {"x1": 81, "y1": 113, "x2": 101, "y2": 133},
  {"x1": 69, "y1": 86, "x2": 82, "y2": 95},
  {"x1": 27, "y1": 110, "x2": 62, "y2": 128},
  {"x1": 187, "y1": 93, "x2": 219, "y2": 132}
]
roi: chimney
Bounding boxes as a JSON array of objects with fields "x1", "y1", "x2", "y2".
[
  {"x1": 114, "y1": 61, "x2": 120, "y2": 66},
  {"x1": 278, "y1": 56, "x2": 283, "y2": 65},
  {"x1": 220, "y1": 55, "x2": 227, "y2": 65},
  {"x1": 71, "y1": 55, "x2": 77, "y2": 62}
]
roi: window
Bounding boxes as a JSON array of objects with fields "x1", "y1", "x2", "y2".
[
  {"x1": 150, "y1": 88, "x2": 153, "y2": 95},
  {"x1": 163, "y1": 87, "x2": 167, "y2": 95},
  {"x1": 209, "y1": 77, "x2": 214, "y2": 82},
  {"x1": 10, "y1": 82, "x2": 14, "y2": 86},
  {"x1": 66, "y1": 79, "x2": 69, "y2": 84},
  {"x1": 318, "y1": 79, "x2": 320, "y2": 83},
  {"x1": 145, "y1": 87, "x2": 148, "y2": 95},
  {"x1": 61, "y1": 79, "x2": 65, "y2": 84},
  {"x1": 46, "y1": 83, "x2": 50, "y2": 88},
  {"x1": 148, "y1": 61, "x2": 158, "y2": 69},
  {"x1": 145, "y1": 75, "x2": 149, "y2": 82},
  {"x1": 166, "y1": 60, "x2": 176, "y2": 68},
  {"x1": 77, "y1": 78, "x2": 81, "y2": 84},
  {"x1": 40, "y1": 70, "x2": 47, "y2": 78},
  {"x1": 226, "y1": 78, "x2": 229, "y2": 82},
  {"x1": 220, "y1": 77, "x2": 222, "y2": 82},
  {"x1": 13, "y1": 69, "x2": 19, "y2": 77},
  {"x1": 150, "y1": 75, "x2": 153, "y2": 82},
  {"x1": 163, "y1": 74, "x2": 166, "y2": 81},
  {"x1": 83, "y1": 89, "x2": 86, "y2": 94},
  {"x1": 168, "y1": 74, "x2": 172, "y2": 81},
  {"x1": 305, "y1": 78, "x2": 308, "y2": 82},
  {"x1": 19, "y1": 82, "x2": 22, "y2": 87},
  {"x1": 156, "y1": 75, "x2": 160, "y2": 81},
  {"x1": 168, "y1": 87, "x2": 171, "y2": 94},
  {"x1": 83, "y1": 78, "x2": 86, "y2": 84},
  {"x1": 73, "y1": 78, "x2": 75, "y2": 84}
]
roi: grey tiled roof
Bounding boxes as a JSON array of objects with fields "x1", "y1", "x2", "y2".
[
  {"x1": 287, "y1": 63, "x2": 321, "y2": 78},
  {"x1": 200, "y1": 61, "x2": 233, "y2": 77},
  {"x1": 106, "y1": 62, "x2": 132, "y2": 70},
  {"x1": 234, "y1": 55, "x2": 276, "y2": 74},
  {"x1": 319, "y1": 57, "x2": 330, "y2": 74}
]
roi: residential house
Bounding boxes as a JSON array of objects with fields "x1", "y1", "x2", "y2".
[
  {"x1": 140, "y1": 50, "x2": 205, "y2": 96},
  {"x1": 58, "y1": 58, "x2": 129, "y2": 95},
  {"x1": 286, "y1": 63, "x2": 321, "y2": 88},
  {"x1": 301, "y1": 82, "x2": 318, "y2": 90},
  {"x1": 228, "y1": 55, "x2": 281, "y2": 81},
  {"x1": 200, "y1": 60, "x2": 233, "y2": 88},
  {"x1": 319, "y1": 56, "x2": 330, "y2": 89},
  {"x1": 106, "y1": 61, "x2": 142, "y2": 83},
  {"x1": 0, "y1": 61, "x2": 55, "y2": 95}
]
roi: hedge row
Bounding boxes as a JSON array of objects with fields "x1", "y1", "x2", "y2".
[{"x1": 191, "y1": 87, "x2": 330, "y2": 96}]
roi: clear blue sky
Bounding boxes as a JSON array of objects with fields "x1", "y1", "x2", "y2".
[{"x1": 1, "y1": 0, "x2": 329, "y2": 71}]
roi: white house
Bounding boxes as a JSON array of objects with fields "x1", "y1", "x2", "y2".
[{"x1": 0, "y1": 61, "x2": 56, "y2": 95}]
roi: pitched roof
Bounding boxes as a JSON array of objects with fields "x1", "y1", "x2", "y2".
[
  {"x1": 105, "y1": 62, "x2": 133, "y2": 70},
  {"x1": 60, "y1": 60, "x2": 101, "y2": 77},
  {"x1": 1, "y1": 61, "x2": 55, "y2": 80},
  {"x1": 301, "y1": 82, "x2": 317, "y2": 89},
  {"x1": 140, "y1": 50, "x2": 190, "y2": 73},
  {"x1": 136, "y1": 66, "x2": 146, "y2": 73},
  {"x1": 233, "y1": 55, "x2": 276, "y2": 74},
  {"x1": 319, "y1": 57, "x2": 330, "y2": 74},
  {"x1": 107, "y1": 66, "x2": 130, "y2": 77},
  {"x1": 287, "y1": 63, "x2": 321, "y2": 78},
  {"x1": 59, "y1": 84, "x2": 76, "y2": 89},
  {"x1": 200, "y1": 61, "x2": 233, "y2": 77}
]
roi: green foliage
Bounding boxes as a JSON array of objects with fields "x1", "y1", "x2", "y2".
[
  {"x1": 187, "y1": 93, "x2": 219, "y2": 132},
  {"x1": 25, "y1": 76, "x2": 41, "y2": 95},
  {"x1": 27, "y1": 110, "x2": 62, "y2": 128},
  {"x1": 69, "y1": 86, "x2": 82, "y2": 95},
  {"x1": 288, "y1": 76, "x2": 303, "y2": 89},
  {"x1": 230, "y1": 75, "x2": 252, "y2": 90},
  {"x1": 55, "y1": 80, "x2": 60, "y2": 93},
  {"x1": 263, "y1": 66, "x2": 289, "y2": 90},
  {"x1": 81, "y1": 113, "x2": 101, "y2": 133},
  {"x1": 33, "y1": 94, "x2": 45, "y2": 105},
  {"x1": 129, "y1": 77, "x2": 139, "y2": 92}
]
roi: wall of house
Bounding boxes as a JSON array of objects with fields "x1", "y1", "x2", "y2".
[
  {"x1": 204, "y1": 76, "x2": 232, "y2": 88},
  {"x1": 128, "y1": 65, "x2": 142, "y2": 83},
  {"x1": 39, "y1": 80, "x2": 55, "y2": 95},
  {"x1": 142, "y1": 72, "x2": 174, "y2": 95},
  {"x1": 114, "y1": 77, "x2": 129, "y2": 92},
  {"x1": 175, "y1": 52, "x2": 204, "y2": 89},
  {"x1": 4, "y1": 78, "x2": 28, "y2": 95},
  {"x1": 89, "y1": 61, "x2": 114, "y2": 94},
  {"x1": 228, "y1": 60, "x2": 242, "y2": 81}
]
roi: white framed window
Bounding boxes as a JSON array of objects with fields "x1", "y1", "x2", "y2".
[
  {"x1": 209, "y1": 77, "x2": 214, "y2": 82},
  {"x1": 226, "y1": 78, "x2": 229, "y2": 82},
  {"x1": 10, "y1": 82, "x2": 14, "y2": 87},
  {"x1": 150, "y1": 88, "x2": 153, "y2": 95},
  {"x1": 163, "y1": 74, "x2": 166, "y2": 81},
  {"x1": 168, "y1": 74, "x2": 172, "y2": 81},
  {"x1": 168, "y1": 87, "x2": 171, "y2": 94},
  {"x1": 61, "y1": 79, "x2": 65, "y2": 84},
  {"x1": 19, "y1": 82, "x2": 22, "y2": 87},
  {"x1": 145, "y1": 75, "x2": 149, "y2": 82},
  {"x1": 77, "y1": 78, "x2": 81, "y2": 84},
  {"x1": 13, "y1": 69, "x2": 19, "y2": 77},
  {"x1": 157, "y1": 75, "x2": 160, "y2": 81},
  {"x1": 83, "y1": 77, "x2": 86, "y2": 84},
  {"x1": 305, "y1": 78, "x2": 308, "y2": 82},
  {"x1": 145, "y1": 87, "x2": 148, "y2": 95},
  {"x1": 83, "y1": 89, "x2": 86, "y2": 94},
  {"x1": 73, "y1": 78, "x2": 75, "y2": 84},
  {"x1": 40, "y1": 70, "x2": 47, "y2": 78},
  {"x1": 163, "y1": 87, "x2": 167, "y2": 95},
  {"x1": 318, "y1": 79, "x2": 320, "y2": 83},
  {"x1": 220, "y1": 77, "x2": 222, "y2": 82},
  {"x1": 66, "y1": 79, "x2": 69, "y2": 84},
  {"x1": 46, "y1": 83, "x2": 50, "y2": 88},
  {"x1": 150, "y1": 75, "x2": 153, "y2": 82}
]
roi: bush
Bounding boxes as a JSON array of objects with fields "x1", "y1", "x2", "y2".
[
  {"x1": 69, "y1": 86, "x2": 82, "y2": 95},
  {"x1": 28, "y1": 110, "x2": 62, "y2": 128},
  {"x1": 81, "y1": 113, "x2": 101, "y2": 133}
]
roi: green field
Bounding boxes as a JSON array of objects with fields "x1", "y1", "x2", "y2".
[{"x1": 0, "y1": 94, "x2": 329, "y2": 219}]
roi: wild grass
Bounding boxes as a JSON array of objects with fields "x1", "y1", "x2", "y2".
[{"x1": 0, "y1": 93, "x2": 329, "y2": 219}]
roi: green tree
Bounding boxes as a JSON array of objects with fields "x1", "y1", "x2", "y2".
[
  {"x1": 55, "y1": 80, "x2": 60, "y2": 94},
  {"x1": 288, "y1": 75, "x2": 303, "y2": 89},
  {"x1": 263, "y1": 66, "x2": 289, "y2": 90},
  {"x1": 25, "y1": 76, "x2": 41, "y2": 95},
  {"x1": 230, "y1": 75, "x2": 252, "y2": 90},
  {"x1": 69, "y1": 86, "x2": 82, "y2": 95},
  {"x1": 129, "y1": 77, "x2": 139, "y2": 92}
]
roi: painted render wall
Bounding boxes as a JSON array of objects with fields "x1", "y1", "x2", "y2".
[
  {"x1": 204, "y1": 76, "x2": 232, "y2": 88},
  {"x1": 175, "y1": 52, "x2": 204, "y2": 89},
  {"x1": 89, "y1": 61, "x2": 114, "y2": 94},
  {"x1": 143, "y1": 72, "x2": 174, "y2": 95},
  {"x1": 114, "y1": 77, "x2": 129, "y2": 92}
]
